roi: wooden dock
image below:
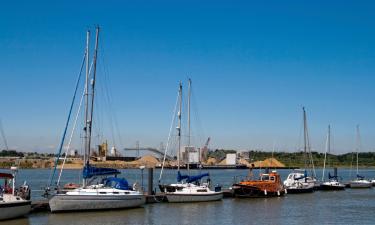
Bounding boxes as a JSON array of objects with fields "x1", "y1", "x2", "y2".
[{"x1": 31, "y1": 200, "x2": 50, "y2": 212}]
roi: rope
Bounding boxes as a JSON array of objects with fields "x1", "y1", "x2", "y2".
[
  {"x1": 159, "y1": 94, "x2": 179, "y2": 182},
  {"x1": 48, "y1": 53, "x2": 85, "y2": 188},
  {"x1": 56, "y1": 89, "x2": 85, "y2": 186}
]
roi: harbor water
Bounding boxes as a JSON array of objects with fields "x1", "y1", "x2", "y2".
[{"x1": 1, "y1": 168, "x2": 375, "y2": 225}]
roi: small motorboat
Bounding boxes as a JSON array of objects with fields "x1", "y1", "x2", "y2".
[
  {"x1": 0, "y1": 167, "x2": 31, "y2": 220},
  {"x1": 159, "y1": 171, "x2": 223, "y2": 203},
  {"x1": 232, "y1": 170, "x2": 286, "y2": 198},
  {"x1": 284, "y1": 169, "x2": 315, "y2": 194}
]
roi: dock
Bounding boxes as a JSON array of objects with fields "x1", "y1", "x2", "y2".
[{"x1": 31, "y1": 200, "x2": 50, "y2": 212}]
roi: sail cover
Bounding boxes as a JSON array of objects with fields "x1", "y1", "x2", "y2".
[
  {"x1": 104, "y1": 177, "x2": 131, "y2": 190},
  {"x1": 328, "y1": 172, "x2": 339, "y2": 180},
  {"x1": 357, "y1": 174, "x2": 365, "y2": 179},
  {"x1": 177, "y1": 171, "x2": 209, "y2": 183},
  {"x1": 83, "y1": 165, "x2": 120, "y2": 179}
]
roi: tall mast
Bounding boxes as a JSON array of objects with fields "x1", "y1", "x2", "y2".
[
  {"x1": 187, "y1": 78, "x2": 191, "y2": 172},
  {"x1": 83, "y1": 30, "x2": 90, "y2": 168},
  {"x1": 177, "y1": 82, "x2": 182, "y2": 171},
  {"x1": 87, "y1": 26, "x2": 100, "y2": 162},
  {"x1": 188, "y1": 78, "x2": 191, "y2": 147},
  {"x1": 322, "y1": 125, "x2": 330, "y2": 181},
  {"x1": 303, "y1": 107, "x2": 307, "y2": 170},
  {"x1": 356, "y1": 125, "x2": 360, "y2": 176}
]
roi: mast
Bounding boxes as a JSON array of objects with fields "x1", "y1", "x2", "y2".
[
  {"x1": 83, "y1": 30, "x2": 90, "y2": 171},
  {"x1": 188, "y1": 78, "x2": 191, "y2": 146},
  {"x1": 322, "y1": 125, "x2": 330, "y2": 181},
  {"x1": 302, "y1": 107, "x2": 307, "y2": 171},
  {"x1": 177, "y1": 82, "x2": 182, "y2": 171},
  {"x1": 87, "y1": 26, "x2": 100, "y2": 163},
  {"x1": 187, "y1": 78, "x2": 191, "y2": 172},
  {"x1": 356, "y1": 125, "x2": 360, "y2": 176},
  {"x1": 0, "y1": 119, "x2": 9, "y2": 150}
]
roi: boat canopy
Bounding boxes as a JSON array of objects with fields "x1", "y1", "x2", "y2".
[
  {"x1": 103, "y1": 177, "x2": 131, "y2": 190},
  {"x1": 83, "y1": 165, "x2": 121, "y2": 179},
  {"x1": 177, "y1": 171, "x2": 209, "y2": 183},
  {"x1": 0, "y1": 173, "x2": 13, "y2": 179}
]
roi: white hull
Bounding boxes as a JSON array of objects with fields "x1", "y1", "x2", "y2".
[
  {"x1": 166, "y1": 192, "x2": 223, "y2": 203},
  {"x1": 0, "y1": 201, "x2": 31, "y2": 220},
  {"x1": 349, "y1": 181, "x2": 372, "y2": 188},
  {"x1": 49, "y1": 194, "x2": 145, "y2": 212}
]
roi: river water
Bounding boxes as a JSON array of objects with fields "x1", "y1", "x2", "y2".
[{"x1": 1, "y1": 168, "x2": 375, "y2": 225}]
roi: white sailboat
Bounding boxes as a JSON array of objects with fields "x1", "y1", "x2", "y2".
[
  {"x1": 320, "y1": 125, "x2": 345, "y2": 190},
  {"x1": 349, "y1": 125, "x2": 371, "y2": 188},
  {"x1": 48, "y1": 27, "x2": 145, "y2": 212},
  {"x1": 0, "y1": 167, "x2": 31, "y2": 220},
  {"x1": 284, "y1": 107, "x2": 317, "y2": 193},
  {"x1": 158, "y1": 79, "x2": 223, "y2": 203}
]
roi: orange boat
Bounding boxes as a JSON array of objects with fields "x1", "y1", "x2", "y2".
[{"x1": 232, "y1": 170, "x2": 286, "y2": 198}]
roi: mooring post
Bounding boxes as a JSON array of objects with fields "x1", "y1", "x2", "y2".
[{"x1": 148, "y1": 168, "x2": 154, "y2": 195}]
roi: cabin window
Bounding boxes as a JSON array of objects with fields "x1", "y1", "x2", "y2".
[
  {"x1": 125, "y1": 192, "x2": 130, "y2": 194},
  {"x1": 261, "y1": 176, "x2": 269, "y2": 181},
  {"x1": 113, "y1": 192, "x2": 119, "y2": 194},
  {"x1": 197, "y1": 189, "x2": 207, "y2": 192},
  {"x1": 99, "y1": 192, "x2": 106, "y2": 194},
  {"x1": 270, "y1": 176, "x2": 275, "y2": 181}
]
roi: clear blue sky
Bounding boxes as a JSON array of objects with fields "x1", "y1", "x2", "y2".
[{"x1": 1, "y1": 0, "x2": 375, "y2": 153}]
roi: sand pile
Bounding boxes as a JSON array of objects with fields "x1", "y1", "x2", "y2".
[
  {"x1": 263, "y1": 158, "x2": 285, "y2": 167},
  {"x1": 247, "y1": 158, "x2": 285, "y2": 168},
  {"x1": 133, "y1": 155, "x2": 159, "y2": 167},
  {"x1": 205, "y1": 157, "x2": 217, "y2": 165}
]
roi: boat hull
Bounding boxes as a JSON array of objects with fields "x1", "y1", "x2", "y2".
[
  {"x1": 320, "y1": 184, "x2": 345, "y2": 191},
  {"x1": 49, "y1": 194, "x2": 145, "y2": 212},
  {"x1": 286, "y1": 187, "x2": 314, "y2": 194},
  {"x1": 0, "y1": 201, "x2": 31, "y2": 220},
  {"x1": 349, "y1": 182, "x2": 372, "y2": 189},
  {"x1": 232, "y1": 184, "x2": 286, "y2": 198},
  {"x1": 166, "y1": 192, "x2": 223, "y2": 203}
]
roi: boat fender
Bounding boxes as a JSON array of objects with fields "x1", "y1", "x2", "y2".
[
  {"x1": 264, "y1": 190, "x2": 267, "y2": 195},
  {"x1": 277, "y1": 191, "x2": 280, "y2": 196},
  {"x1": 285, "y1": 189, "x2": 287, "y2": 194}
]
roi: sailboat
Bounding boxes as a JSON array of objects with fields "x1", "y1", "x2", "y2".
[
  {"x1": 320, "y1": 125, "x2": 345, "y2": 190},
  {"x1": 158, "y1": 79, "x2": 223, "y2": 203},
  {"x1": 48, "y1": 27, "x2": 145, "y2": 212},
  {"x1": 0, "y1": 167, "x2": 31, "y2": 220},
  {"x1": 349, "y1": 125, "x2": 371, "y2": 188},
  {"x1": 283, "y1": 107, "x2": 317, "y2": 193}
]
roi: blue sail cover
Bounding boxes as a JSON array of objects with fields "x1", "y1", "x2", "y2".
[
  {"x1": 104, "y1": 177, "x2": 131, "y2": 190},
  {"x1": 83, "y1": 165, "x2": 121, "y2": 179},
  {"x1": 177, "y1": 171, "x2": 210, "y2": 183},
  {"x1": 357, "y1": 174, "x2": 365, "y2": 179},
  {"x1": 328, "y1": 172, "x2": 339, "y2": 180},
  {"x1": 177, "y1": 171, "x2": 190, "y2": 182}
]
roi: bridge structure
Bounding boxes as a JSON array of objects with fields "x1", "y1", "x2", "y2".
[{"x1": 123, "y1": 147, "x2": 174, "y2": 160}]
